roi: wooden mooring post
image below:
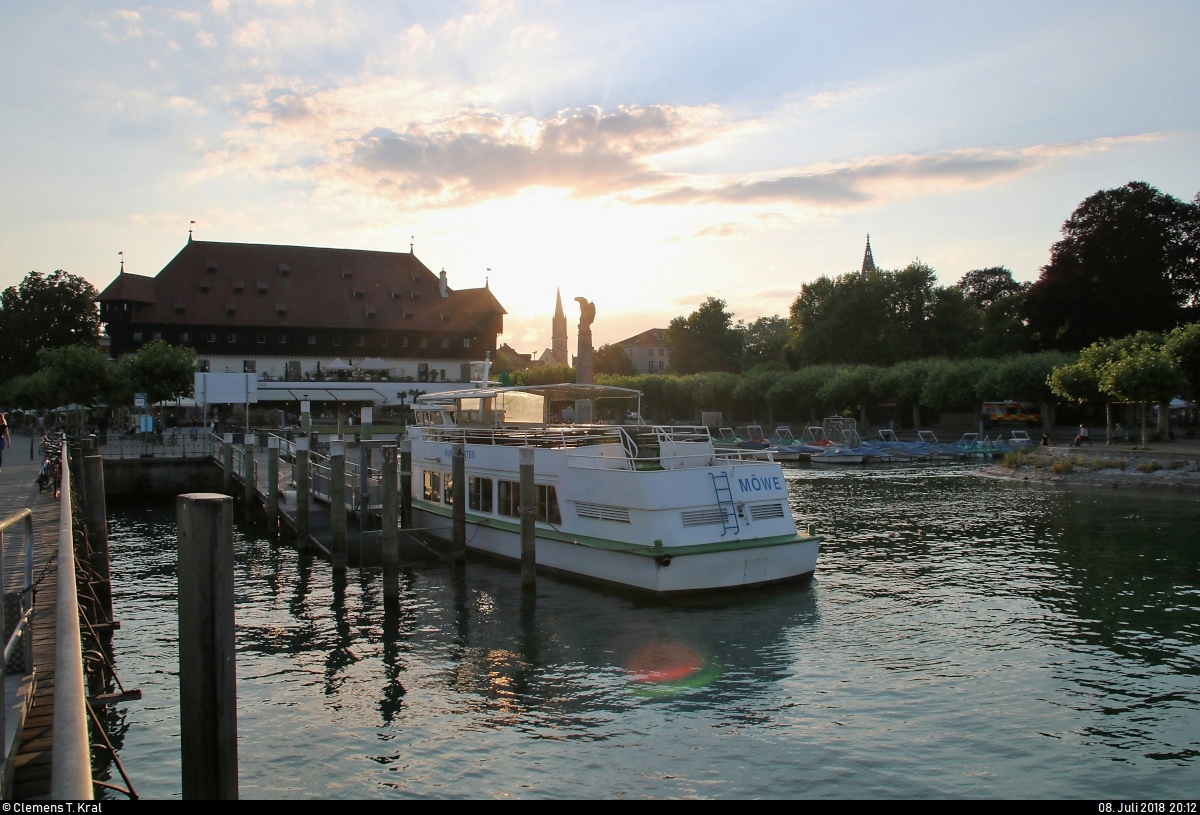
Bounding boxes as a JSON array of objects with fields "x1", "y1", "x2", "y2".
[
  {"x1": 296, "y1": 437, "x2": 310, "y2": 547},
  {"x1": 452, "y1": 443, "x2": 466, "y2": 562},
  {"x1": 399, "y1": 439, "x2": 412, "y2": 530},
  {"x1": 222, "y1": 433, "x2": 234, "y2": 495},
  {"x1": 242, "y1": 434, "x2": 255, "y2": 516},
  {"x1": 176, "y1": 493, "x2": 239, "y2": 800},
  {"x1": 267, "y1": 437, "x2": 279, "y2": 538},
  {"x1": 520, "y1": 447, "x2": 536, "y2": 588},
  {"x1": 381, "y1": 445, "x2": 399, "y2": 601},
  {"x1": 330, "y1": 439, "x2": 347, "y2": 571},
  {"x1": 82, "y1": 453, "x2": 114, "y2": 624}
]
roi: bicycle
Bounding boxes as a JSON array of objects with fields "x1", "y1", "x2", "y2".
[{"x1": 36, "y1": 432, "x2": 65, "y2": 498}]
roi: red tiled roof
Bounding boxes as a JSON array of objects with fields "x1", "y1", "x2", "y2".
[
  {"x1": 97, "y1": 272, "x2": 156, "y2": 303},
  {"x1": 99, "y1": 240, "x2": 506, "y2": 332},
  {"x1": 617, "y1": 328, "x2": 668, "y2": 347}
]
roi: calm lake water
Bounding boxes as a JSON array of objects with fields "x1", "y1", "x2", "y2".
[{"x1": 98, "y1": 464, "x2": 1200, "y2": 799}]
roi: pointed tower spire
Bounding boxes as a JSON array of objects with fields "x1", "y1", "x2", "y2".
[
  {"x1": 861, "y1": 234, "x2": 876, "y2": 277},
  {"x1": 552, "y1": 287, "x2": 568, "y2": 366}
]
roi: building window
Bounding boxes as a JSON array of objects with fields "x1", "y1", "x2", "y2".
[
  {"x1": 420, "y1": 337, "x2": 428, "y2": 348},
  {"x1": 255, "y1": 333, "x2": 265, "y2": 344},
  {"x1": 648, "y1": 361, "x2": 654, "y2": 371},
  {"x1": 227, "y1": 333, "x2": 237, "y2": 344},
  {"x1": 441, "y1": 338, "x2": 449, "y2": 349},
  {"x1": 258, "y1": 282, "x2": 268, "y2": 294},
  {"x1": 463, "y1": 338, "x2": 471, "y2": 348},
  {"x1": 132, "y1": 332, "x2": 143, "y2": 342},
  {"x1": 659, "y1": 360, "x2": 665, "y2": 370},
  {"x1": 278, "y1": 334, "x2": 287, "y2": 344},
  {"x1": 411, "y1": 292, "x2": 421, "y2": 300},
  {"x1": 402, "y1": 337, "x2": 409, "y2": 348},
  {"x1": 207, "y1": 333, "x2": 217, "y2": 343},
  {"x1": 278, "y1": 263, "x2": 290, "y2": 276},
  {"x1": 333, "y1": 337, "x2": 342, "y2": 347},
  {"x1": 243, "y1": 360, "x2": 256, "y2": 373},
  {"x1": 180, "y1": 332, "x2": 189, "y2": 343},
  {"x1": 205, "y1": 261, "x2": 218, "y2": 272},
  {"x1": 469, "y1": 476, "x2": 493, "y2": 513},
  {"x1": 380, "y1": 337, "x2": 388, "y2": 347},
  {"x1": 232, "y1": 281, "x2": 244, "y2": 293},
  {"x1": 423, "y1": 471, "x2": 442, "y2": 503},
  {"x1": 308, "y1": 335, "x2": 316, "y2": 345},
  {"x1": 659, "y1": 348, "x2": 665, "y2": 356},
  {"x1": 153, "y1": 332, "x2": 163, "y2": 341},
  {"x1": 357, "y1": 335, "x2": 365, "y2": 347}
]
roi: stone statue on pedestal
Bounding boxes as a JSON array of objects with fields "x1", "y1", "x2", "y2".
[{"x1": 574, "y1": 297, "x2": 595, "y2": 423}]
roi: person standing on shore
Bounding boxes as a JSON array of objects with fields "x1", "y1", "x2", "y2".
[{"x1": 0, "y1": 413, "x2": 10, "y2": 473}]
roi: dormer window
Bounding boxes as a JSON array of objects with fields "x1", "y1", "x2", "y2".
[
  {"x1": 232, "y1": 280, "x2": 244, "y2": 294},
  {"x1": 257, "y1": 281, "x2": 268, "y2": 294},
  {"x1": 365, "y1": 307, "x2": 377, "y2": 319},
  {"x1": 411, "y1": 291, "x2": 421, "y2": 300},
  {"x1": 353, "y1": 288, "x2": 365, "y2": 299},
  {"x1": 390, "y1": 289, "x2": 402, "y2": 300},
  {"x1": 403, "y1": 312, "x2": 413, "y2": 320},
  {"x1": 226, "y1": 302, "x2": 236, "y2": 315},
  {"x1": 199, "y1": 279, "x2": 210, "y2": 292},
  {"x1": 278, "y1": 263, "x2": 290, "y2": 277},
  {"x1": 276, "y1": 303, "x2": 288, "y2": 316},
  {"x1": 341, "y1": 267, "x2": 353, "y2": 279},
  {"x1": 205, "y1": 260, "x2": 218, "y2": 272}
]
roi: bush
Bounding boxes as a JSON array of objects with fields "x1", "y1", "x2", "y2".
[
  {"x1": 1136, "y1": 460, "x2": 1162, "y2": 473},
  {"x1": 1167, "y1": 459, "x2": 1185, "y2": 470},
  {"x1": 1051, "y1": 460, "x2": 1075, "y2": 475}
]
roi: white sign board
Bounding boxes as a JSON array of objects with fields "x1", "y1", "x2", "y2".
[
  {"x1": 134, "y1": 393, "x2": 146, "y2": 408},
  {"x1": 361, "y1": 407, "x2": 373, "y2": 424},
  {"x1": 194, "y1": 373, "x2": 259, "y2": 405}
]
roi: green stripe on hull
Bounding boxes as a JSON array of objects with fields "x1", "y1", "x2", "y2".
[{"x1": 412, "y1": 499, "x2": 819, "y2": 557}]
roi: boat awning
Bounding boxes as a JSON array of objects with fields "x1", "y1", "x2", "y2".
[
  {"x1": 275, "y1": 388, "x2": 386, "y2": 402},
  {"x1": 416, "y1": 383, "x2": 641, "y2": 405}
]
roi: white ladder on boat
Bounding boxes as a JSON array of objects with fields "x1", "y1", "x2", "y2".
[{"x1": 709, "y1": 472, "x2": 739, "y2": 537}]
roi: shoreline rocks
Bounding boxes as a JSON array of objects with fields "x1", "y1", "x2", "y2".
[{"x1": 981, "y1": 446, "x2": 1200, "y2": 492}]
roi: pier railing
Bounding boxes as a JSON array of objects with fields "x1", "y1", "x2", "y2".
[
  {"x1": 0, "y1": 507, "x2": 35, "y2": 793},
  {"x1": 53, "y1": 444, "x2": 93, "y2": 800}
]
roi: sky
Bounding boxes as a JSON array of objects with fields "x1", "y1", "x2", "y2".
[{"x1": 2, "y1": 1, "x2": 1198, "y2": 352}]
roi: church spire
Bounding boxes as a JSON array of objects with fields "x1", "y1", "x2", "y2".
[
  {"x1": 552, "y1": 288, "x2": 568, "y2": 365},
  {"x1": 861, "y1": 234, "x2": 876, "y2": 277}
]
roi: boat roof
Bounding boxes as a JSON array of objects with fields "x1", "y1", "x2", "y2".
[{"x1": 415, "y1": 382, "x2": 641, "y2": 405}]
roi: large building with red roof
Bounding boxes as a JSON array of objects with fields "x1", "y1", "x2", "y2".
[{"x1": 98, "y1": 238, "x2": 506, "y2": 384}]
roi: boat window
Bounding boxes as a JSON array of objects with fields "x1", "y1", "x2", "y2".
[
  {"x1": 443, "y1": 472, "x2": 454, "y2": 505},
  {"x1": 496, "y1": 391, "x2": 545, "y2": 424},
  {"x1": 469, "y1": 476, "x2": 493, "y2": 513},
  {"x1": 423, "y1": 471, "x2": 442, "y2": 503},
  {"x1": 497, "y1": 481, "x2": 559, "y2": 523}
]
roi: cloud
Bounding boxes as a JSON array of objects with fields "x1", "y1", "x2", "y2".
[{"x1": 638, "y1": 135, "x2": 1163, "y2": 208}]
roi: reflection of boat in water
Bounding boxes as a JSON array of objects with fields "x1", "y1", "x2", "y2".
[{"x1": 407, "y1": 379, "x2": 820, "y2": 595}]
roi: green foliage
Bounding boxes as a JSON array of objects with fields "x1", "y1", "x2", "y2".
[
  {"x1": 920, "y1": 358, "x2": 991, "y2": 412},
  {"x1": 955, "y1": 266, "x2": 1025, "y2": 309},
  {"x1": 0, "y1": 270, "x2": 101, "y2": 380},
  {"x1": 510, "y1": 364, "x2": 575, "y2": 386},
  {"x1": 1024, "y1": 181, "x2": 1199, "y2": 349},
  {"x1": 594, "y1": 343, "x2": 635, "y2": 376},
  {"x1": 1099, "y1": 345, "x2": 1183, "y2": 404},
  {"x1": 1, "y1": 344, "x2": 115, "y2": 409},
  {"x1": 767, "y1": 365, "x2": 838, "y2": 422},
  {"x1": 117, "y1": 341, "x2": 197, "y2": 404},
  {"x1": 816, "y1": 365, "x2": 878, "y2": 415},
  {"x1": 738, "y1": 315, "x2": 790, "y2": 370},
  {"x1": 1165, "y1": 322, "x2": 1200, "y2": 397},
  {"x1": 667, "y1": 298, "x2": 742, "y2": 374}
]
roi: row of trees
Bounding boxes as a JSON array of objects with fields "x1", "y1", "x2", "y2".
[
  {"x1": 1049, "y1": 324, "x2": 1200, "y2": 441},
  {"x1": 651, "y1": 181, "x2": 1200, "y2": 377},
  {"x1": 594, "y1": 351, "x2": 1072, "y2": 427},
  {"x1": 2, "y1": 341, "x2": 196, "y2": 415}
]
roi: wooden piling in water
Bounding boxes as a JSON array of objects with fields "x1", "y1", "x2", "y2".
[
  {"x1": 222, "y1": 434, "x2": 234, "y2": 495},
  {"x1": 242, "y1": 435, "x2": 255, "y2": 515},
  {"x1": 267, "y1": 437, "x2": 279, "y2": 539},
  {"x1": 82, "y1": 453, "x2": 113, "y2": 624},
  {"x1": 330, "y1": 440, "x2": 347, "y2": 572},
  {"x1": 359, "y1": 444, "x2": 371, "y2": 525},
  {"x1": 452, "y1": 443, "x2": 466, "y2": 562},
  {"x1": 296, "y1": 437, "x2": 310, "y2": 547},
  {"x1": 176, "y1": 492, "x2": 239, "y2": 800},
  {"x1": 399, "y1": 439, "x2": 412, "y2": 530},
  {"x1": 520, "y1": 447, "x2": 536, "y2": 588},
  {"x1": 381, "y1": 445, "x2": 399, "y2": 601}
]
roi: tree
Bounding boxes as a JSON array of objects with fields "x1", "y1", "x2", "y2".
[
  {"x1": 955, "y1": 267, "x2": 1025, "y2": 309},
  {"x1": 787, "y1": 273, "x2": 893, "y2": 366},
  {"x1": 510, "y1": 363, "x2": 574, "y2": 386},
  {"x1": 117, "y1": 341, "x2": 197, "y2": 405},
  {"x1": 1165, "y1": 322, "x2": 1200, "y2": 398},
  {"x1": 0, "y1": 270, "x2": 101, "y2": 381},
  {"x1": 1024, "y1": 181, "x2": 1200, "y2": 350},
  {"x1": 667, "y1": 297, "x2": 742, "y2": 374},
  {"x1": 738, "y1": 315, "x2": 790, "y2": 371},
  {"x1": 594, "y1": 343, "x2": 636, "y2": 376}
]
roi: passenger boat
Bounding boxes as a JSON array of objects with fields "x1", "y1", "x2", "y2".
[{"x1": 406, "y1": 381, "x2": 820, "y2": 595}]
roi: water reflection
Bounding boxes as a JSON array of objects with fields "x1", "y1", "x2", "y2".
[{"x1": 102, "y1": 468, "x2": 1200, "y2": 798}]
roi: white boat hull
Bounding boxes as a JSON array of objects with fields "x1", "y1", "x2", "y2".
[{"x1": 412, "y1": 506, "x2": 819, "y2": 594}]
